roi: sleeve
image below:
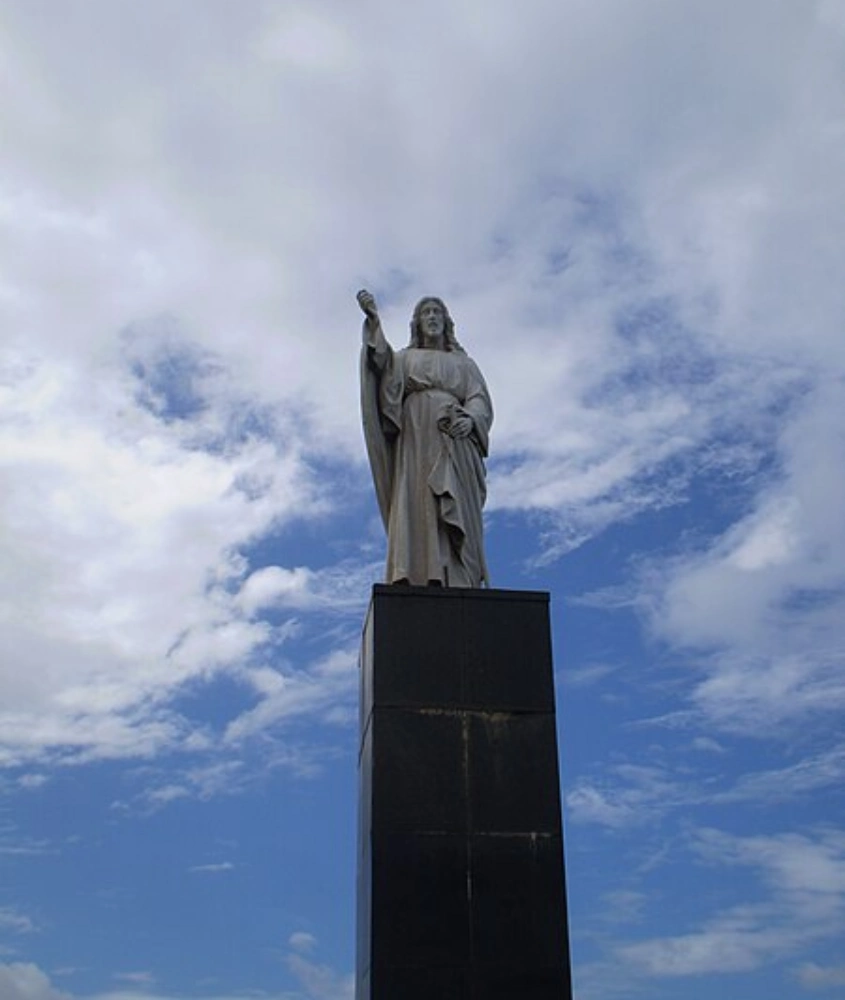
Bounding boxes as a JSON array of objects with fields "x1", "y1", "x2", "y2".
[
  {"x1": 360, "y1": 318, "x2": 401, "y2": 529},
  {"x1": 363, "y1": 316, "x2": 391, "y2": 371},
  {"x1": 461, "y1": 358, "x2": 493, "y2": 457}
]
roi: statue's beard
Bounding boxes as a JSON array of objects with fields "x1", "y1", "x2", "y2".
[{"x1": 421, "y1": 328, "x2": 444, "y2": 346}]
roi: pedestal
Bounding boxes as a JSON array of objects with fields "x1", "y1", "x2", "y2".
[{"x1": 357, "y1": 585, "x2": 572, "y2": 999}]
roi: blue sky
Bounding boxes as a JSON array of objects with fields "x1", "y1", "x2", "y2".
[{"x1": 1, "y1": 1, "x2": 845, "y2": 998}]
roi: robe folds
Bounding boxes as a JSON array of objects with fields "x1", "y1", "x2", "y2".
[{"x1": 361, "y1": 317, "x2": 493, "y2": 588}]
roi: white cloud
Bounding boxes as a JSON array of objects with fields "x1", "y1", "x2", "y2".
[
  {"x1": 599, "y1": 890, "x2": 647, "y2": 926},
  {"x1": 636, "y1": 379, "x2": 845, "y2": 732},
  {"x1": 566, "y1": 740, "x2": 845, "y2": 836},
  {"x1": 87, "y1": 993, "x2": 299, "y2": 1000},
  {"x1": 693, "y1": 828, "x2": 845, "y2": 897},
  {"x1": 621, "y1": 903, "x2": 802, "y2": 976},
  {"x1": 237, "y1": 560, "x2": 380, "y2": 616},
  {"x1": 16, "y1": 774, "x2": 49, "y2": 790},
  {"x1": 0, "y1": 963, "x2": 71, "y2": 1000},
  {"x1": 689, "y1": 737, "x2": 725, "y2": 754},
  {"x1": 238, "y1": 567, "x2": 314, "y2": 615},
  {"x1": 280, "y1": 932, "x2": 352, "y2": 1000},
  {"x1": 619, "y1": 828, "x2": 845, "y2": 978},
  {"x1": 0, "y1": 908, "x2": 36, "y2": 935},
  {"x1": 566, "y1": 784, "x2": 640, "y2": 830},
  {"x1": 797, "y1": 962, "x2": 845, "y2": 989},
  {"x1": 288, "y1": 931, "x2": 317, "y2": 954},
  {"x1": 286, "y1": 954, "x2": 354, "y2": 1000},
  {"x1": 257, "y1": 7, "x2": 359, "y2": 73},
  {"x1": 0, "y1": 833, "x2": 51, "y2": 858},
  {"x1": 566, "y1": 764, "x2": 686, "y2": 829},
  {"x1": 717, "y1": 744, "x2": 845, "y2": 804},
  {"x1": 0, "y1": 961, "x2": 305, "y2": 1000},
  {"x1": 109, "y1": 735, "x2": 339, "y2": 814},
  {"x1": 188, "y1": 862, "x2": 234, "y2": 874},
  {"x1": 0, "y1": 0, "x2": 841, "y2": 823},
  {"x1": 3, "y1": 0, "x2": 839, "y2": 515},
  {"x1": 0, "y1": 4, "x2": 842, "y2": 999},
  {"x1": 0, "y1": 332, "x2": 335, "y2": 765},
  {"x1": 112, "y1": 972, "x2": 155, "y2": 986},
  {"x1": 562, "y1": 662, "x2": 617, "y2": 688},
  {"x1": 224, "y1": 648, "x2": 358, "y2": 744}
]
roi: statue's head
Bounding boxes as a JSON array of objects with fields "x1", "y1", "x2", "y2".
[{"x1": 409, "y1": 297, "x2": 464, "y2": 352}]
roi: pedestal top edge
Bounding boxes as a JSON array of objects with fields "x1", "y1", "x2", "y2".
[{"x1": 369, "y1": 584, "x2": 550, "y2": 603}]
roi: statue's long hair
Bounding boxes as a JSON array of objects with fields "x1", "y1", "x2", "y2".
[{"x1": 408, "y1": 297, "x2": 465, "y2": 353}]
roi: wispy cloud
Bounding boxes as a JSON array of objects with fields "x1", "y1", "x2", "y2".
[
  {"x1": 288, "y1": 931, "x2": 318, "y2": 954},
  {"x1": 0, "y1": 959, "x2": 305, "y2": 1000},
  {"x1": 796, "y1": 962, "x2": 845, "y2": 989},
  {"x1": 637, "y1": 383, "x2": 845, "y2": 735},
  {"x1": 188, "y1": 862, "x2": 234, "y2": 874},
  {"x1": 599, "y1": 890, "x2": 648, "y2": 926},
  {"x1": 0, "y1": 908, "x2": 36, "y2": 935},
  {"x1": 224, "y1": 647, "x2": 358, "y2": 744},
  {"x1": 112, "y1": 972, "x2": 155, "y2": 986},
  {"x1": 1, "y1": 1, "x2": 844, "y2": 998},
  {"x1": 567, "y1": 740, "x2": 845, "y2": 830},
  {"x1": 112, "y1": 740, "x2": 332, "y2": 815},
  {"x1": 619, "y1": 827, "x2": 845, "y2": 977},
  {"x1": 0, "y1": 336, "x2": 330, "y2": 767},
  {"x1": 286, "y1": 953, "x2": 354, "y2": 1000},
  {"x1": 566, "y1": 764, "x2": 688, "y2": 829},
  {"x1": 561, "y1": 662, "x2": 618, "y2": 688},
  {"x1": 0, "y1": 834, "x2": 52, "y2": 858},
  {"x1": 0, "y1": 963, "x2": 70, "y2": 1000},
  {"x1": 715, "y1": 744, "x2": 845, "y2": 804}
]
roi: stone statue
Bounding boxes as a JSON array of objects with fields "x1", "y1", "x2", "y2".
[{"x1": 358, "y1": 289, "x2": 493, "y2": 587}]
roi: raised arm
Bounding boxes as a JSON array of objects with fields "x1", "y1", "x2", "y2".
[
  {"x1": 357, "y1": 288, "x2": 392, "y2": 369},
  {"x1": 357, "y1": 288, "x2": 379, "y2": 322}
]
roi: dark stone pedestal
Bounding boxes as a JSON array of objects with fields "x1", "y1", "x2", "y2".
[{"x1": 357, "y1": 585, "x2": 572, "y2": 1000}]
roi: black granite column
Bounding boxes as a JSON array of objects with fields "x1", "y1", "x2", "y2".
[{"x1": 357, "y1": 585, "x2": 572, "y2": 1000}]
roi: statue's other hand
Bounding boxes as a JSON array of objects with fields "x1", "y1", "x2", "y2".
[
  {"x1": 357, "y1": 289, "x2": 379, "y2": 319},
  {"x1": 448, "y1": 413, "x2": 474, "y2": 439}
]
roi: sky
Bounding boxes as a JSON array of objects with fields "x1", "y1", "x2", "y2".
[{"x1": 1, "y1": 0, "x2": 844, "y2": 997}]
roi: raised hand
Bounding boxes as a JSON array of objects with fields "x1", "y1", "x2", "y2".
[{"x1": 357, "y1": 289, "x2": 379, "y2": 319}]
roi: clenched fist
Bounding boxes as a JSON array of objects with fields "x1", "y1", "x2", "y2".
[{"x1": 357, "y1": 289, "x2": 378, "y2": 320}]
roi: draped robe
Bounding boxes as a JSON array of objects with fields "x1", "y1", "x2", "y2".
[{"x1": 360, "y1": 317, "x2": 493, "y2": 587}]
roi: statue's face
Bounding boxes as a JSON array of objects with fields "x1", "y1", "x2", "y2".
[{"x1": 418, "y1": 300, "x2": 445, "y2": 343}]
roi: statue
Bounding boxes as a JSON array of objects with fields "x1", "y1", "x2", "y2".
[{"x1": 357, "y1": 289, "x2": 493, "y2": 587}]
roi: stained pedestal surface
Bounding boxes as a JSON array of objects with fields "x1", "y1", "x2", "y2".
[{"x1": 357, "y1": 585, "x2": 572, "y2": 999}]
